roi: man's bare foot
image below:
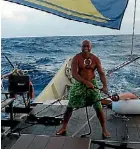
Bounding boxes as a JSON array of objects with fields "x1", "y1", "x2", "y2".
[
  {"x1": 102, "y1": 131, "x2": 111, "y2": 138},
  {"x1": 56, "y1": 128, "x2": 67, "y2": 135}
]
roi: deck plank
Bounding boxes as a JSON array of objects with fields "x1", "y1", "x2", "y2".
[
  {"x1": 11, "y1": 134, "x2": 35, "y2": 149},
  {"x1": 10, "y1": 135, "x2": 91, "y2": 149},
  {"x1": 46, "y1": 136, "x2": 66, "y2": 149},
  {"x1": 62, "y1": 137, "x2": 91, "y2": 149},
  {"x1": 27, "y1": 135, "x2": 50, "y2": 149},
  {"x1": 32, "y1": 124, "x2": 46, "y2": 135}
]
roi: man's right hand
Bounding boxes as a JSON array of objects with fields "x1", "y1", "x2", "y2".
[{"x1": 85, "y1": 81, "x2": 94, "y2": 89}]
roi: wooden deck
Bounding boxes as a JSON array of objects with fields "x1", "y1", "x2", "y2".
[
  {"x1": 9, "y1": 134, "x2": 91, "y2": 149},
  {"x1": 2, "y1": 104, "x2": 140, "y2": 149}
]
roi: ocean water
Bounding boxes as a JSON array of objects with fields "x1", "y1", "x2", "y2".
[{"x1": 1, "y1": 35, "x2": 140, "y2": 99}]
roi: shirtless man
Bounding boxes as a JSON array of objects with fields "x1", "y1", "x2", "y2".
[{"x1": 56, "y1": 40, "x2": 111, "y2": 137}]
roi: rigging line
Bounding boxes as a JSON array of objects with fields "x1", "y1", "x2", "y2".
[
  {"x1": 92, "y1": 140, "x2": 140, "y2": 144},
  {"x1": 2, "y1": 52, "x2": 15, "y2": 69},
  {"x1": 31, "y1": 95, "x2": 67, "y2": 116},
  {"x1": 55, "y1": 87, "x2": 111, "y2": 118},
  {"x1": 12, "y1": 124, "x2": 35, "y2": 133},
  {"x1": 131, "y1": 0, "x2": 137, "y2": 56},
  {"x1": 106, "y1": 56, "x2": 140, "y2": 76},
  {"x1": 32, "y1": 87, "x2": 111, "y2": 118}
]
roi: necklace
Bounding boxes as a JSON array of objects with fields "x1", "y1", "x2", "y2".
[{"x1": 84, "y1": 58, "x2": 92, "y2": 66}]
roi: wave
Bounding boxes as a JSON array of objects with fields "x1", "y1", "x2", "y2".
[{"x1": 35, "y1": 58, "x2": 53, "y2": 64}]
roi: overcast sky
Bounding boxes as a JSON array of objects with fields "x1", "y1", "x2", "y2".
[{"x1": 1, "y1": 0, "x2": 140, "y2": 38}]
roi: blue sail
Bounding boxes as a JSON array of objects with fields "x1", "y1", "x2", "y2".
[{"x1": 4, "y1": 0, "x2": 128, "y2": 30}]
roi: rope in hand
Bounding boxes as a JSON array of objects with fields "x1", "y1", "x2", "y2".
[{"x1": 55, "y1": 86, "x2": 113, "y2": 118}]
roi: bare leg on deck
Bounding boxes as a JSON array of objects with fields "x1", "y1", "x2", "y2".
[
  {"x1": 96, "y1": 109, "x2": 111, "y2": 137},
  {"x1": 56, "y1": 107, "x2": 73, "y2": 135}
]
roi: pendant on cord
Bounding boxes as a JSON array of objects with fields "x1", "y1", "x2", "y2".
[{"x1": 84, "y1": 58, "x2": 92, "y2": 67}]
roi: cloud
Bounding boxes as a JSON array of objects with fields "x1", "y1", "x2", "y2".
[
  {"x1": 1, "y1": 1, "x2": 32, "y2": 12},
  {"x1": 2, "y1": 11, "x2": 28, "y2": 23},
  {"x1": 1, "y1": 1, "x2": 31, "y2": 22}
]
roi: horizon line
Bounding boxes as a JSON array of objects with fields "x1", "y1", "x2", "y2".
[{"x1": 1, "y1": 33, "x2": 140, "y2": 39}]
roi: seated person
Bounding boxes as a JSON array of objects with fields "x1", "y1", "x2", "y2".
[{"x1": 101, "y1": 91, "x2": 140, "y2": 106}]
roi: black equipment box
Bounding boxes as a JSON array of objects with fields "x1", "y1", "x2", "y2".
[{"x1": 8, "y1": 75, "x2": 30, "y2": 93}]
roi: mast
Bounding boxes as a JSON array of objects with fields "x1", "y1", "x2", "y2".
[{"x1": 131, "y1": 0, "x2": 137, "y2": 56}]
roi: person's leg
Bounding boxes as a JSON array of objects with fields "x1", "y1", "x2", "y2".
[
  {"x1": 119, "y1": 92, "x2": 137, "y2": 100},
  {"x1": 101, "y1": 98, "x2": 112, "y2": 105},
  {"x1": 56, "y1": 80, "x2": 86, "y2": 135},
  {"x1": 90, "y1": 80, "x2": 111, "y2": 137},
  {"x1": 101, "y1": 99, "x2": 112, "y2": 109},
  {"x1": 56, "y1": 107, "x2": 73, "y2": 135},
  {"x1": 96, "y1": 109, "x2": 111, "y2": 137}
]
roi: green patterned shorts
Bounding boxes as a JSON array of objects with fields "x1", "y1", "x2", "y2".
[{"x1": 68, "y1": 79, "x2": 102, "y2": 112}]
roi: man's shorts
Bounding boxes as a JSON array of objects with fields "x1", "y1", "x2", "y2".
[{"x1": 68, "y1": 79, "x2": 102, "y2": 112}]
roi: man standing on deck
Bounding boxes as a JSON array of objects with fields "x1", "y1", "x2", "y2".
[{"x1": 56, "y1": 40, "x2": 111, "y2": 137}]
